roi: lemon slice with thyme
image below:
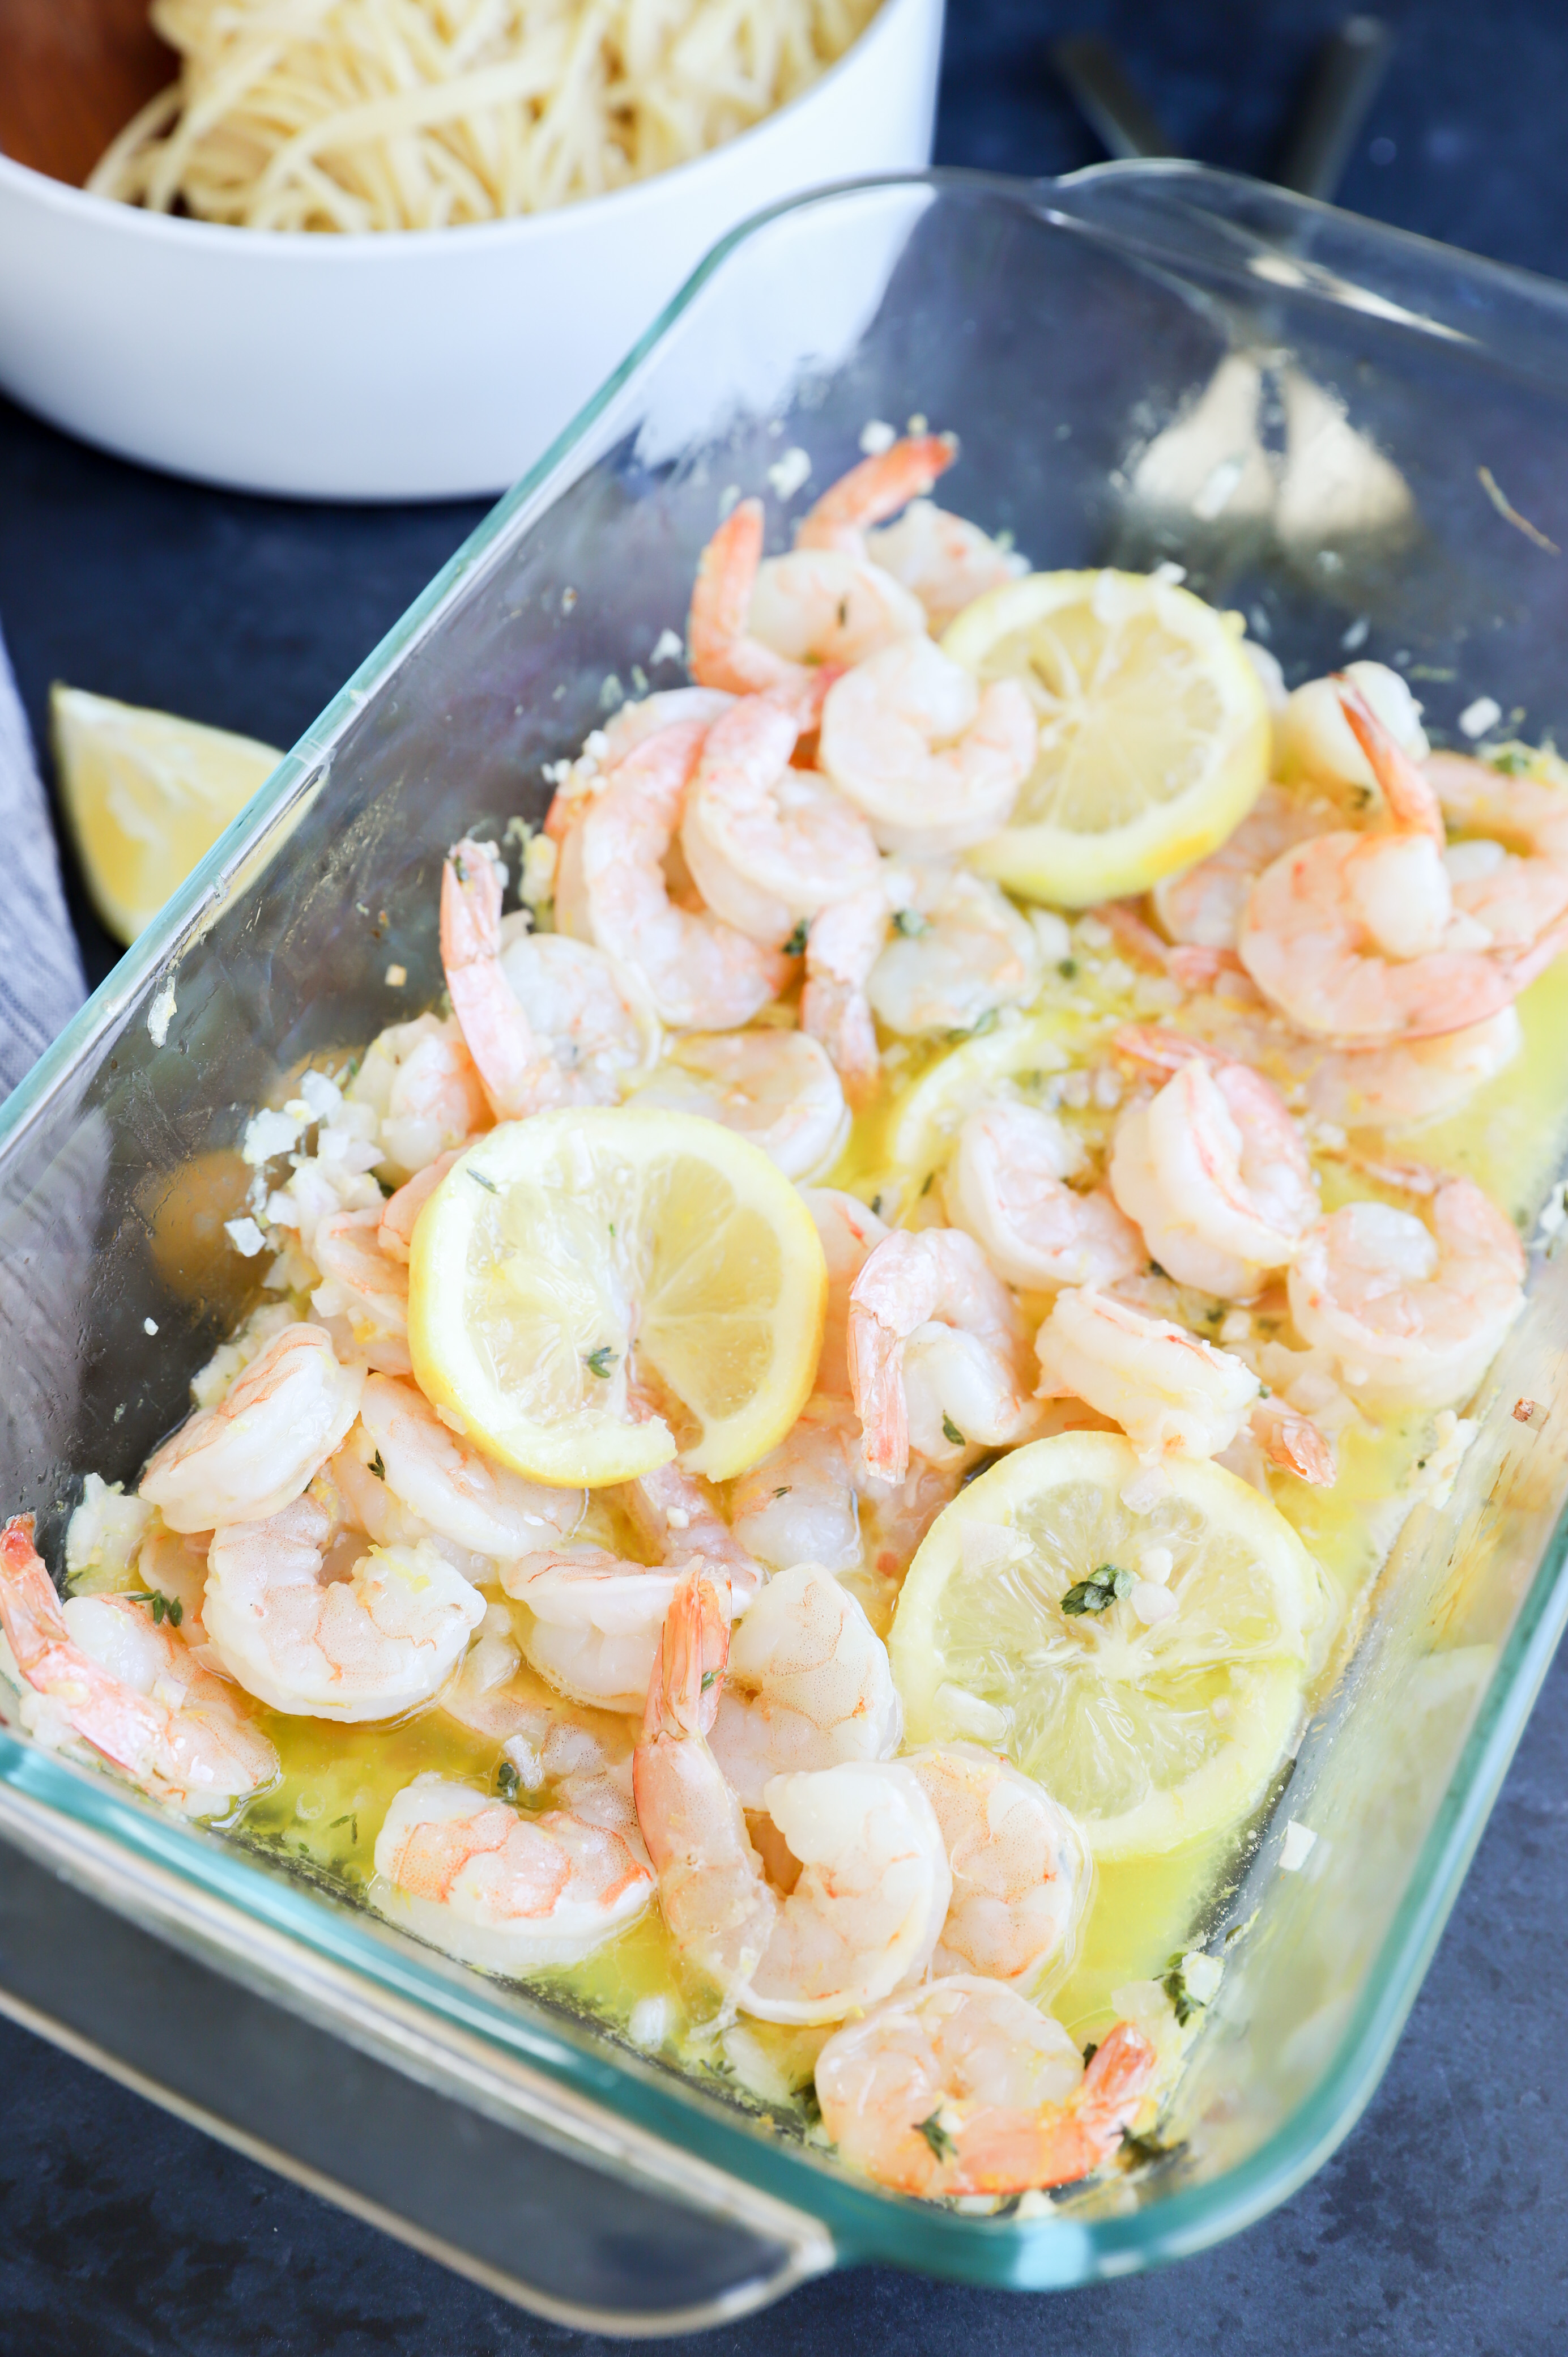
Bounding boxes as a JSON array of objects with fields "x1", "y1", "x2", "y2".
[
  {"x1": 890, "y1": 1431, "x2": 1330, "y2": 1858},
  {"x1": 408, "y1": 1108, "x2": 826, "y2": 1488}
]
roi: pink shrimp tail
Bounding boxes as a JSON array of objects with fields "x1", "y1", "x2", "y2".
[
  {"x1": 641, "y1": 1566, "x2": 730, "y2": 1746},
  {"x1": 0, "y1": 1515, "x2": 61, "y2": 1670},
  {"x1": 1333, "y1": 677, "x2": 1444, "y2": 844},
  {"x1": 689, "y1": 501, "x2": 772, "y2": 695},
  {"x1": 1251, "y1": 1401, "x2": 1336, "y2": 1487},
  {"x1": 795, "y1": 434, "x2": 958, "y2": 551},
  {"x1": 952, "y1": 2019, "x2": 1159, "y2": 2195}
]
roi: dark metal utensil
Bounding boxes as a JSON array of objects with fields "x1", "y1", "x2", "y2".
[
  {"x1": 1275, "y1": 16, "x2": 1395, "y2": 199},
  {"x1": 1050, "y1": 33, "x2": 1174, "y2": 162}
]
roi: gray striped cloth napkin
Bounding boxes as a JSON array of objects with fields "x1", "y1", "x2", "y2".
[{"x1": 0, "y1": 626, "x2": 86, "y2": 1097}]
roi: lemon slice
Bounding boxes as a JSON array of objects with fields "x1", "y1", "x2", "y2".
[
  {"x1": 889, "y1": 1431, "x2": 1328, "y2": 1859},
  {"x1": 408, "y1": 1108, "x2": 826, "y2": 1488},
  {"x1": 942, "y1": 570, "x2": 1270, "y2": 907},
  {"x1": 51, "y1": 686, "x2": 283, "y2": 944}
]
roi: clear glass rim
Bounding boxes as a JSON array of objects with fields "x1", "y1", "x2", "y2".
[{"x1": 7, "y1": 161, "x2": 1568, "y2": 2284}]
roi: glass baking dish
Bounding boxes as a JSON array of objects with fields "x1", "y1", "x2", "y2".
[{"x1": 5, "y1": 161, "x2": 1568, "y2": 2326}]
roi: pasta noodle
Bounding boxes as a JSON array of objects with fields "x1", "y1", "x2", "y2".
[{"x1": 88, "y1": 0, "x2": 881, "y2": 232}]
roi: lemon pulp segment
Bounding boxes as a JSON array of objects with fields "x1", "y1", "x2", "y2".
[
  {"x1": 408, "y1": 1107, "x2": 826, "y2": 1487},
  {"x1": 890, "y1": 1431, "x2": 1328, "y2": 1859},
  {"x1": 943, "y1": 569, "x2": 1270, "y2": 906}
]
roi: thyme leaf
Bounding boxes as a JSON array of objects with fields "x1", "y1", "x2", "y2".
[{"x1": 1061, "y1": 1564, "x2": 1135, "y2": 1616}]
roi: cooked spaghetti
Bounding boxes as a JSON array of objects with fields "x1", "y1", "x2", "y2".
[{"x1": 88, "y1": 0, "x2": 880, "y2": 232}]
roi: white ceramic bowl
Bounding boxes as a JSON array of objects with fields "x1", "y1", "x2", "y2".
[{"x1": 0, "y1": 0, "x2": 941, "y2": 501}]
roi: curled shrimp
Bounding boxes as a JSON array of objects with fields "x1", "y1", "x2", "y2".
[
  {"x1": 1109, "y1": 1031, "x2": 1319, "y2": 1298},
  {"x1": 707, "y1": 1563, "x2": 902, "y2": 1809},
  {"x1": 867, "y1": 867, "x2": 1040, "y2": 1039},
  {"x1": 1152, "y1": 784, "x2": 1333, "y2": 951},
  {"x1": 814, "y1": 1979, "x2": 1156, "y2": 2197},
  {"x1": 569, "y1": 718, "x2": 789, "y2": 1030},
  {"x1": 357, "y1": 1375, "x2": 580, "y2": 1565},
  {"x1": 203, "y1": 1491, "x2": 485, "y2": 1720},
  {"x1": 140, "y1": 1325, "x2": 364, "y2": 1535},
  {"x1": 679, "y1": 695, "x2": 881, "y2": 944},
  {"x1": 688, "y1": 498, "x2": 923, "y2": 711},
  {"x1": 1239, "y1": 683, "x2": 1568, "y2": 1043},
  {"x1": 819, "y1": 637, "x2": 1036, "y2": 856},
  {"x1": 728, "y1": 1396, "x2": 865, "y2": 1577},
  {"x1": 544, "y1": 688, "x2": 737, "y2": 845},
  {"x1": 1035, "y1": 1287, "x2": 1260, "y2": 1464},
  {"x1": 1425, "y1": 750, "x2": 1568, "y2": 948},
  {"x1": 372, "y1": 1766, "x2": 653, "y2": 1973},
  {"x1": 632, "y1": 1569, "x2": 951, "y2": 2025},
  {"x1": 945, "y1": 1101, "x2": 1144, "y2": 1291},
  {"x1": 862, "y1": 501, "x2": 1028, "y2": 635},
  {"x1": 909, "y1": 1745, "x2": 1090, "y2": 1989},
  {"x1": 849, "y1": 1227, "x2": 1035, "y2": 1483},
  {"x1": 347, "y1": 1014, "x2": 488, "y2": 1182},
  {"x1": 0, "y1": 1516, "x2": 277, "y2": 1815},
  {"x1": 633, "y1": 1028, "x2": 849, "y2": 1181},
  {"x1": 802, "y1": 882, "x2": 890, "y2": 1107},
  {"x1": 794, "y1": 433, "x2": 958, "y2": 556},
  {"x1": 1287, "y1": 1175, "x2": 1524, "y2": 1410},
  {"x1": 377, "y1": 1146, "x2": 463, "y2": 1263},
  {"x1": 309, "y1": 1206, "x2": 412, "y2": 1375}
]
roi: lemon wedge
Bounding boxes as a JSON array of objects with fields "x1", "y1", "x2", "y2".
[
  {"x1": 889, "y1": 1431, "x2": 1329, "y2": 1860},
  {"x1": 943, "y1": 570, "x2": 1270, "y2": 907},
  {"x1": 52, "y1": 685, "x2": 282, "y2": 943},
  {"x1": 408, "y1": 1108, "x2": 827, "y2": 1488}
]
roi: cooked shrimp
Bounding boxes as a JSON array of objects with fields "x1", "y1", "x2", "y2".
[
  {"x1": 819, "y1": 637, "x2": 1036, "y2": 856},
  {"x1": 802, "y1": 882, "x2": 890, "y2": 1105},
  {"x1": 864, "y1": 500, "x2": 1028, "y2": 634},
  {"x1": 503, "y1": 1549, "x2": 692, "y2": 1712},
  {"x1": 728, "y1": 1396, "x2": 864, "y2": 1576},
  {"x1": 867, "y1": 867, "x2": 1040, "y2": 1038},
  {"x1": 1152, "y1": 785, "x2": 1333, "y2": 950},
  {"x1": 622, "y1": 1453, "x2": 765, "y2": 1605},
  {"x1": 907, "y1": 1745, "x2": 1089, "y2": 1988},
  {"x1": 815, "y1": 1979, "x2": 1156, "y2": 2197},
  {"x1": 1109, "y1": 1035, "x2": 1318, "y2": 1297},
  {"x1": 1287, "y1": 1175, "x2": 1524, "y2": 1410},
  {"x1": 0, "y1": 1516, "x2": 276, "y2": 1814},
  {"x1": 309, "y1": 1206, "x2": 412, "y2": 1375},
  {"x1": 497, "y1": 916, "x2": 659, "y2": 1087},
  {"x1": 1301, "y1": 1009, "x2": 1524, "y2": 1131},
  {"x1": 372, "y1": 1767, "x2": 653, "y2": 1972},
  {"x1": 632, "y1": 1569, "x2": 951, "y2": 2025},
  {"x1": 679, "y1": 695, "x2": 881, "y2": 943},
  {"x1": 947, "y1": 1102, "x2": 1144, "y2": 1291},
  {"x1": 1035, "y1": 1287, "x2": 1259, "y2": 1463},
  {"x1": 1424, "y1": 750, "x2": 1568, "y2": 950},
  {"x1": 357, "y1": 1375, "x2": 581, "y2": 1564},
  {"x1": 1278, "y1": 659, "x2": 1429, "y2": 814},
  {"x1": 377, "y1": 1146, "x2": 463, "y2": 1263},
  {"x1": 140, "y1": 1325, "x2": 364, "y2": 1535},
  {"x1": 849, "y1": 1228, "x2": 1035, "y2": 1482},
  {"x1": 707, "y1": 1563, "x2": 902, "y2": 1808},
  {"x1": 803, "y1": 1188, "x2": 890, "y2": 1398},
  {"x1": 544, "y1": 688, "x2": 737, "y2": 844},
  {"x1": 688, "y1": 498, "x2": 924, "y2": 709},
  {"x1": 347, "y1": 1012, "x2": 488, "y2": 1182},
  {"x1": 1239, "y1": 684, "x2": 1568, "y2": 1043},
  {"x1": 570, "y1": 718, "x2": 789, "y2": 1029},
  {"x1": 203, "y1": 1492, "x2": 485, "y2": 1720},
  {"x1": 794, "y1": 433, "x2": 958, "y2": 555},
  {"x1": 633, "y1": 1029, "x2": 848, "y2": 1181}
]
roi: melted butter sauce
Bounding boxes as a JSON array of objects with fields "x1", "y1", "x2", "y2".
[{"x1": 223, "y1": 917, "x2": 1568, "y2": 2113}]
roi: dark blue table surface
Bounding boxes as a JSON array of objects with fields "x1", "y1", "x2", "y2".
[{"x1": 4, "y1": 5, "x2": 1568, "y2": 2350}]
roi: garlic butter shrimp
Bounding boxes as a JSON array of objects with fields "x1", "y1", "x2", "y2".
[
  {"x1": 504, "y1": 1550, "x2": 690, "y2": 1713},
  {"x1": 372, "y1": 1767, "x2": 653, "y2": 1973},
  {"x1": 1035, "y1": 1287, "x2": 1259, "y2": 1463},
  {"x1": 850, "y1": 1228, "x2": 1036, "y2": 1482},
  {"x1": 728, "y1": 1396, "x2": 864, "y2": 1576},
  {"x1": 794, "y1": 433, "x2": 958, "y2": 555},
  {"x1": 1109, "y1": 1033, "x2": 1318, "y2": 1297},
  {"x1": 1152, "y1": 784, "x2": 1333, "y2": 951},
  {"x1": 688, "y1": 498, "x2": 924, "y2": 710},
  {"x1": 357, "y1": 1375, "x2": 581, "y2": 1563},
  {"x1": 679, "y1": 695, "x2": 881, "y2": 944},
  {"x1": 802, "y1": 882, "x2": 889, "y2": 1106},
  {"x1": 1277, "y1": 659, "x2": 1429, "y2": 814},
  {"x1": 1239, "y1": 684, "x2": 1568, "y2": 1043},
  {"x1": 623, "y1": 1454, "x2": 765, "y2": 1603},
  {"x1": 377, "y1": 1146, "x2": 463, "y2": 1263},
  {"x1": 347, "y1": 1013, "x2": 488, "y2": 1182},
  {"x1": 0, "y1": 1517, "x2": 276, "y2": 1814},
  {"x1": 947, "y1": 1101, "x2": 1144, "y2": 1291},
  {"x1": 865, "y1": 501, "x2": 1028, "y2": 635},
  {"x1": 804, "y1": 1188, "x2": 890, "y2": 1398},
  {"x1": 1424, "y1": 750, "x2": 1568, "y2": 950},
  {"x1": 544, "y1": 687, "x2": 738, "y2": 844},
  {"x1": 140, "y1": 1325, "x2": 364, "y2": 1535},
  {"x1": 1301, "y1": 1009, "x2": 1524, "y2": 1131},
  {"x1": 867, "y1": 867, "x2": 1040, "y2": 1039},
  {"x1": 203, "y1": 1492, "x2": 485, "y2": 1720},
  {"x1": 815, "y1": 1979, "x2": 1156, "y2": 2198},
  {"x1": 819, "y1": 636, "x2": 1036, "y2": 856},
  {"x1": 633, "y1": 1569, "x2": 951, "y2": 2024},
  {"x1": 633, "y1": 1029, "x2": 848, "y2": 1181},
  {"x1": 569, "y1": 718, "x2": 789, "y2": 1030},
  {"x1": 708, "y1": 1563, "x2": 902, "y2": 1808},
  {"x1": 1288, "y1": 1175, "x2": 1524, "y2": 1410},
  {"x1": 309, "y1": 1206, "x2": 412, "y2": 1375},
  {"x1": 909, "y1": 1746, "x2": 1090, "y2": 1989}
]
